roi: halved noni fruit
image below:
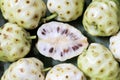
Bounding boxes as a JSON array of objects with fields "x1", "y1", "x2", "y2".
[
  {"x1": 36, "y1": 21, "x2": 89, "y2": 61},
  {"x1": 109, "y1": 31, "x2": 120, "y2": 62}
]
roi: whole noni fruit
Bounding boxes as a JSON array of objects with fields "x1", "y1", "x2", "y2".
[
  {"x1": 0, "y1": 23, "x2": 31, "y2": 62},
  {"x1": 1, "y1": 57, "x2": 44, "y2": 80},
  {"x1": 0, "y1": 0, "x2": 46, "y2": 29},
  {"x1": 77, "y1": 43, "x2": 120, "y2": 80},
  {"x1": 47, "y1": 0, "x2": 84, "y2": 22},
  {"x1": 45, "y1": 63, "x2": 86, "y2": 80},
  {"x1": 82, "y1": 0, "x2": 120, "y2": 36}
]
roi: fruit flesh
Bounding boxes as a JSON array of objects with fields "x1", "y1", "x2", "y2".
[
  {"x1": 109, "y1": 31, "x2": 120, "y2": 62},
  {"x1": 36, "y1": 21, "x2": 89, "y2": 61}
]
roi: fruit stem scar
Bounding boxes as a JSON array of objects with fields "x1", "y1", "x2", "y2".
[
  {"x1": 27, "y1": 36, "x2": 36, "y2": 39},
  {"x1": 41, "y1": 13, "x2": 58, "y2": 23},
  {"x1": 42, "y1": 67, "x2": 52, "y2": 72}
]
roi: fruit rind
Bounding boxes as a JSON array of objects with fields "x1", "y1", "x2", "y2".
[
  {"x1": 0, "y1": 0, "x2": 46, "y2": 29},
  {"x1": 45, "y1": 63, "x2": 86, "y2": 80},
  {"x1": 0, "y1": 23, "x2": 31, "y2": 62},
  {"x1": 82, "y1": 0, "x2": 120, "y2": 36},
  {"x1": 47, "y1": 0, "x2": 84, "y2": 22},
  {"x1": 77, "y1": 43, "x2": 120, "y2": 80},
  {"x1": 1, "y1": 57, "x2": 44, "y2": 80}
]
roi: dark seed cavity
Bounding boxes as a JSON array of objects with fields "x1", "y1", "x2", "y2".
[
  {"x1": 69, "y1": 33, "x2": 78, "y2": 40},
  {"x1": 41, "y1": 32, "x2": 46, "y2": 35},
  {"x1": 61, "y1": 29, "x2": 68, "y2": 35},
  {"x1": 78, "y1": 44, "x2": 83, "y2": 47},
  {"x1": 49, "y1": 47, "x2": 54, "y2": 53},
  {"x1": 72, "y1": 45, "x2": 79, "y2": 51},
  {"x1": 63, "y1": 49, "x2": 69, "y2": 53},
  {"x1": 57, "y1": 27, "x2": 60, "y2": 32},
  {"x1": 41, "y1": 29, "x2": 47, "y2": 35},
  {"x1": 61, "y1": 52, "x2": 63, "y2": 57},
  {"x1": 43, "y1": 29, "x2": 46, "y2": 32}
]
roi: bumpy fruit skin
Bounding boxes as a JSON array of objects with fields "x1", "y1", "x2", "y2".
[
  {"x1": 82, "y1": 0, "x2": 120, "y2": 36},
  {"x1": 1, "y1": 57, "x2": 44, "y2": 80},
  {"x1": 45, "y1": 63, "x2": 86, "y2": 80},
  {"x1": 36, "y1": 21, "x2": 88, "y2": 61},
  {"x1": 0, "y1": 0, "x2": 46, "y2": 29},
  {"x1": 109, "y1": 31, "x2": 120, "y2": 62},
  {"x1": 0, "y1": 23, "x2": 31, "y2": 62},
  {"x1": 47, "y1": 0, "x2": 84, "y2": 22},
  {"x1": 77, "y1": 43, "x2": 120, "y2": 80}
]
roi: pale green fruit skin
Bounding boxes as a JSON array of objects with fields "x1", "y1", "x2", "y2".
[
  {"x1": 1, "y1": 57, "x2": 44, "y2": 80},
  {"x1": 0, "y1": 0, "x2": 46, "y2": 29},
  {"x1": 77, "y1": 43, "x2": 120, "y2": 80},
  {"x1": 47, "y1": 0, "x2": 84, "y2": 22},
  {"x1": 45, "y1": 63, "x2": 86, "y2": 80},
  {"x1": 83, "y1": 0, "x2": 120, "y2": 36},
  {"x1": 0, "y1": 23, "x2": 31, "y2": 62}
]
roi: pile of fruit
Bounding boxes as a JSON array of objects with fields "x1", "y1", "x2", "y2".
[{"x1": 0, "y1": 0, "x2": 120, "y2": 80}]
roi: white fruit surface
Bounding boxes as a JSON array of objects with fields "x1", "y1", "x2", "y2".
[
  {"x1": 109, "y1": 31, "x2": 120, "y2": 62},
  {"x1": 36, "y1": 21, "x2": 89, "y2": 61},
  {"x1": 77, "y1": 43, "x2": 120, "y2": 80},
  {"x1": 47, "y1": 0, "x2": 84, "y2": 22},
  {"x1": 45, "y1": 63, "x2": 86, "y2": 80},
  {"x1": 1, "y1": 57, "x2": 44, "y2": 80},
  {"x1": 0, "y1": 23, "x2": 31, "y2": 62},
  {"x1": 0, "y1": 0, "x2": 46, "y2": 29}
]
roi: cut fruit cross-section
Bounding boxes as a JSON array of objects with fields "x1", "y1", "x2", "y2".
[{"x1": 36, "y1": 21, "x2": 89, "y2": 61}]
